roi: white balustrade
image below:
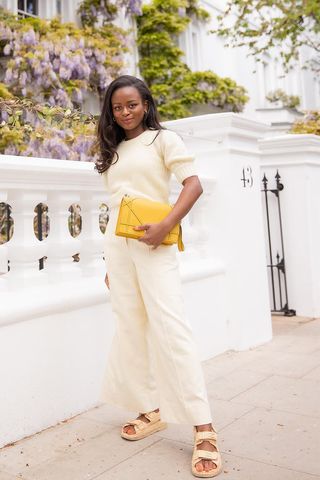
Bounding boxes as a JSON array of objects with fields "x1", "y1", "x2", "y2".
[{"x1": 0, "y1": 155, "x2": 107, "y2": 294}]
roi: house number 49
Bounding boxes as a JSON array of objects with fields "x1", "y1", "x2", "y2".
[{"x1": 241, "y1": 166, "x2": 253, "y2": 188}]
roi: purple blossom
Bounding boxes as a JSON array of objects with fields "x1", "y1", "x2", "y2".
[
  {"x1": 4, "y1": 68, "x2": 13, "y2": 82},
  {"x1": 127, "y1": 0, "x2": 142, "y2": 15},
  {"x1": 4, "y1": 145, "x2": 19, "y2": 155},
  {"x1": 72, "y1": 88, "x2": 83, "y2": 103},
  {"x1": 0, "y1": 24, "x2": 13, "y2": 41},
  {"x1": 54, "y1": 88, "x2": 72, "y2": 108},
  {"x1": 59, "y1": 66, "x2": 71, "y2": 80},
  {"x1": 1, "y1": 111, "x2": 9, "y2": 122},
  {"x1": 19, "y1": 71, "x2": 27, "y2": 86},
  {"x1": 22, "y1": 29, "x2": 37, "y2": 46},
  {"x1": 3, "y1": 43, "x2": 12, "y2": 55}
]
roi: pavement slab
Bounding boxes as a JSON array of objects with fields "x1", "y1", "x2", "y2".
[
  {"x1": 0, "y1": 416, "x2": 114, "y2": 475},
  {"x1": 231, "y1": 374, "x2": 320, "y2": 417},
  {"x1": 303, "y1": 364, "x2": 320, "y2": 381},
  {"x1": 0, "y1": 472, "x2": 23, "y2": 480},
  {"x1": 220, "y1": 406, "x2": 320, "y2": 476},
  {"x1": 206, "y1": 369, "x2": 271, "y2": 401},
  {"x1": 93, "y1": 438, "x2": 192, "y2": 480},
  {"x1": 18, "y1": 427, "x2": 160, "y2": 480},
  {"x1": 156, "y1": 399, "x2": 255, "y2": 446},
  {"x1": 219, "y1": 453, "x2": 319, "y2": 480}
]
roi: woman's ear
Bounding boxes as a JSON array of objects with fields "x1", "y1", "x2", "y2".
[{"x1": 144, "y1": 100, "x2": 148, "y2": 114}]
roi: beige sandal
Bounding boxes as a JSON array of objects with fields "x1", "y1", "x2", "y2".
[
  {"x1": 192, "y1": 426, "x2": 222, "y2": 478},
  {"x1": 121, "y1": 410, "x2": 167, "y2": 441}
]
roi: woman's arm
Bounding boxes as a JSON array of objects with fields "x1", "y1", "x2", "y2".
[{"x1": 135, "y1": 175, "x2": 203, "y2": 248}]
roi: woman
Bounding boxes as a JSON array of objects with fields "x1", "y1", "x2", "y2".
[{"x1": 96, "y1": 75, "x2": 222, "y2": 478}]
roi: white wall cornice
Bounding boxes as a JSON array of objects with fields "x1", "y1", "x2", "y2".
[
  {"x1": 0, "y1": 155, "x2": 104, "y2": 190},
  {"x1": 259, "y1": 134, "x2": 320, "y2": 156}
]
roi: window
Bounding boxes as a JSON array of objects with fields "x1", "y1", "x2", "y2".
[{"x1": 17, "y1": 0, "x2": 38, "y2": 18}]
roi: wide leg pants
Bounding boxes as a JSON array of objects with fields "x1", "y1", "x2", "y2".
[{"x1": 99, "y1": 208, "x2": 212, "y2": 425}]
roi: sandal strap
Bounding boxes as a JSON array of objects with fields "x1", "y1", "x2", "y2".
[
  {"x1": 193, "y1": 449, "x2": 220, "y2": 462},
  {"x1": 143, "y1": 411, "x2": 160, "y2": 423},
  {"x1": 122, "y1": 419, "x2": 146, "y2": 431},
  {"x1": 194, "y1": 430, "x2": 217, "y2": 443},
  {"x1": 122, "y1": 411, "x2": 160, "y2": 433}
]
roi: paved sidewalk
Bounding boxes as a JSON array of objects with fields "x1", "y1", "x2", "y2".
[{"x1": 0, "y1": 315, "x2": 319, "y2": 480}]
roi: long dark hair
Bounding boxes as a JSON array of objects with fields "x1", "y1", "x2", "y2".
[{"x1": 95, "y1": 75, "x2": 163, "y2": 174}]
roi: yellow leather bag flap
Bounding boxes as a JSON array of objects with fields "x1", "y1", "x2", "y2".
[{"x1": 115, "y1": 196, "x2": 184, "y2": 251}]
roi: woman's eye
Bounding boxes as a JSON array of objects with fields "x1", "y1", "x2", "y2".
[{"x1": 129, "y1": 104, "x2": 137, "y2": 109}]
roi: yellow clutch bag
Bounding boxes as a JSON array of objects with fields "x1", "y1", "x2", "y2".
[{"x1": 115, "y1": 195, "x2": 184, "y2": 251}]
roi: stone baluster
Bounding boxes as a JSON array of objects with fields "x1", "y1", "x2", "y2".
[
  {"x1": 45, "y1": 191, "x2": 81, "y2": 282},
  {"x1": 79, "y1": 192, "x2": 107, "y2": 277},
  {"x1": 5, "y1": 190, "x2": 48, "y2": 289},
  {"x1": 0, "y1": 245, "x2": 8, "y2": 292},
  {"x1": 0, "y1": 191, "x2": 8, "y2": 291}
]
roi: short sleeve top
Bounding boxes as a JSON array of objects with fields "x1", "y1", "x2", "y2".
[{"x1": 101, "y1": 128, "x2": 197, "y2": 208}]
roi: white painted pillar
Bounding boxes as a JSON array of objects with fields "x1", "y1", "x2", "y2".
[
  {"x1": 5, "y1": 190, "x2": 48, "y2": 289},
  {"x1": 79, "y1": 192, "x2": 106, "y2": 277},
  {"x1": 1, "y1": 0, "x2": 16, "y2": 13},
  {"x1": 260, "y1": 134, "x2": 320, "y2": 317},
  {"x1": 165, "y1": 113, "x2": 272, "y2": 350},
  {"x1": 45, "y1": 191, "x2": 81, "y2": 282}
]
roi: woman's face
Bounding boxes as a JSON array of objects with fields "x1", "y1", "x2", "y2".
[{"x1": 111, "y1": 86, "x2": 148, "y2": 139}]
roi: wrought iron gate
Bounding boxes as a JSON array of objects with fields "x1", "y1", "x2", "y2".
[{"x1": 261, "y1": 170, "x2": 296, "y2": 316}]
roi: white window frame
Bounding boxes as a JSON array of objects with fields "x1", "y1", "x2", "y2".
[{"x1": 17, "y1": 0, "x2": 39, "y2": 18}]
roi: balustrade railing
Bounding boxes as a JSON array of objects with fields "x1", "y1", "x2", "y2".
[
  {"x1": 0, "y1": 154, "x2": 215, "y2": 296},
  {"x1": 0, "y1": 156, "x2": 108, "y2": 291}
]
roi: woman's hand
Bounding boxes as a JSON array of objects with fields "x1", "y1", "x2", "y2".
[
  {"x1": 105, "y1": 272, "x2": 110, "y2": 289},
  {"x1": 134, "y1": 222, "x2": 170, "y2": 249}
]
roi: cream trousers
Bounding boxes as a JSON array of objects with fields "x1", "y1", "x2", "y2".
[{"x1": 99, "y1": 208, "x2": 212, "y2": 425}]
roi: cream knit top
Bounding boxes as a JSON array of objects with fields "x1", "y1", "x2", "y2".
[{"x1": 101, "y1": 129, "x2": 196, "y2": 208}]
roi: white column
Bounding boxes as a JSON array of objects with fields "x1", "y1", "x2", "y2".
[
  {"x1": 0, "y1": 190, "x2": 8, "y2": 291},
  {"x1": 5, "y1": 190, "x2": 48, "y2": 289},
  {"x1": 1, "y1": 0, "x2": 16, "y2": 13},
  {"x1": 260, "y1": 134, "x2": 320, "y2": 317},
  {"x1": 38, "y1": 0, "x2": 58, "y2": 20},
  {"x1": 79, "y1": 192, "x2": 106, "y2": 277},
  {"x1": 164, "y1": 113, "x2": 272, "y2": 350},
  {"x1": 45, "y1": 191, "x2": 81, "y2": 282},
  {"x1": 0, "y1": 245, "x2": 8, "y2": 292}
]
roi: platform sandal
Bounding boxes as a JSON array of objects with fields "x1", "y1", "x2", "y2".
[
  {"x1": 192, "y1": 426, "x2": 222, "y2": 478},
  {"x1": 121, "y1": 410, "x2": 167, "y2": 441}
]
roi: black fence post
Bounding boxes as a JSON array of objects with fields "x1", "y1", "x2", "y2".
[{"x1": 261, "y1": 171, "x2": 296, "y2": 316}]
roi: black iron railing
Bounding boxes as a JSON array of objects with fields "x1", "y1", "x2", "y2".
[{"x1": 261, "y1": 170, "x2": 295, "y2": 316}]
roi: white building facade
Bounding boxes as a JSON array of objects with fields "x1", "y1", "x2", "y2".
[{"x1": 1, "y1": 0, "x2": 319, "y2": 125}]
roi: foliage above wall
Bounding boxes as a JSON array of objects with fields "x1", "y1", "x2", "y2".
[
  {"x1": 77, "y1": 0, "x2": 142, "y2": 26},
  {"x1": 0, "y1": 6, "x2": 127, "y2": 108},
  {"x1": 266, "y1": 89, "x2": 301, "y2": 110},
  {"x1": 0, "y1": 0, "x2": 250, "y2": 159},
  {"x1": 0, "y1": 94, "x2": 98, "y2": 160},
  {"x1": 291, "y1": 111, "x2": 320, "y2": 136},
  {"x1": 213, "y1": 0, "x2": 320, "y2": 72},
  {"x1": 137, "y1": 0, "x2": 248, "y2": 119}
]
